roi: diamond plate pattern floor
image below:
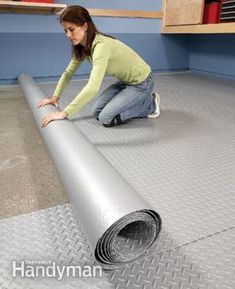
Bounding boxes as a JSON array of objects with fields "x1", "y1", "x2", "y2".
[
  {"x1": 0, "y1": 204, "x2": 234, "y2": 289},
  {"x1": 43, "y1": 72, "x2": 235, "y2": 245},
  {"x1": 1, "y1": 72, "x2": 234, "y2": 288}
]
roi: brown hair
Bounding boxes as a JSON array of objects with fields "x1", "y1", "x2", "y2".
[{"x1": 60, "y1": 5, "x2": 99, "y2": 61}]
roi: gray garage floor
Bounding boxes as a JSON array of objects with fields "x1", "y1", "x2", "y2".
[
  {"x1": 0, "y1": 72, "x2": 234, "y2": 289},
  {"x1": 0, "y1": 85, "x2": 68, "y2": 219}
]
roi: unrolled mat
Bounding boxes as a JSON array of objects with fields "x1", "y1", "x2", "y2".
[{"x1": 18, "y1": 73, "x2": 162, "y2": 269}]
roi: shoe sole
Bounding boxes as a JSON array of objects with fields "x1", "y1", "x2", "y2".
[{"x1": 147, "y1": 93, "x2": 160, "y2": 118}]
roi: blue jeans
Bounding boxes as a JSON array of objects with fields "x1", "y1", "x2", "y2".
[{"x1": 91, "y1": 73, "x2": 155, "y2": 125}]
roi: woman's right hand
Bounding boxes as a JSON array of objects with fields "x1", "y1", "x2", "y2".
[{"x1": 37, "y1": 96, "x2": 59, "y2": 109}]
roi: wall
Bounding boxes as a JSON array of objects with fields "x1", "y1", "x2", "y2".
[
  {"x1": 1, "y1": 1, "x2": 235, "y2": 84},
  {"x1": 0, "y1": 0, "x2": 190, "y2": 84},
  {"x1": 189, "y1": 35, "x2": 235, "y2": 78}
]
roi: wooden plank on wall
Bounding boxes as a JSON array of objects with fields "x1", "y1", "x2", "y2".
[
  {"x1": 165, "y1": 0, "x2": 204, "y2": 25},
  {"x1": 88, "y1": 8, "x2": 162, "y2": 19}
]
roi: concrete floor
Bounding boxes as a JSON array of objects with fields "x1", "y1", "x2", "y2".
[{"x1": 0, "y1": 85, "x2": 68, "y2": 219}]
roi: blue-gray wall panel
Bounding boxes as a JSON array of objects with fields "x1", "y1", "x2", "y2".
[
  {"x1": 0, "y1": 14, "x2": 161, "y2": 34},
  {"x1": 2, "y1": 0, "x2": 234, "y2": 83},
  {"x1": 57, "y1": 0, "x2": 162, "y2": 10},
  {"x1": 0, "y1": 0, "x2": 162, "y2": 34},
  {"x1": 0, "y1": 33, "x2": 189, "y2": 84},
  {"x1": 189, "y1": 35, "x2": 235, "y2": 78}
]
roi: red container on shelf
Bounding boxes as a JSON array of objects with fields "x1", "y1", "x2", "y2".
[
  {"x1": 203, "y1": 1, "x2": 221, "y2": 24},
  {"x1": 22, "y1": 0, "x2": 55, "y2": 3}
]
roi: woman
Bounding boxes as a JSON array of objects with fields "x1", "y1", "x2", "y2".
[{"x1": 38, "y1": 5, "x2": 160, "y2": 128}]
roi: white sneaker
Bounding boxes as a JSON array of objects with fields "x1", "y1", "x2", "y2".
[{"x1": 147, "y1": 92, "x2": 160, "y2": 118}]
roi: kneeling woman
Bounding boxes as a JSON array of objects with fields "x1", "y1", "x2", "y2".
[{"x1": 38, "y1": 5, "x2": 160, "y2": 127}]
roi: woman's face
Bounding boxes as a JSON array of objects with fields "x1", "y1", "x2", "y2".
[{"x1": 62, "y1": 21, "x2": 87, "y2": 46}]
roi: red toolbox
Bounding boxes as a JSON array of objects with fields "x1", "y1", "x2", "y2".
[
  {"x1": 22, "y1": 0, "x2": 55, "y2": 3},
  {"x1": 203, "y1": 1, "x2": 221, "y2": 24}
]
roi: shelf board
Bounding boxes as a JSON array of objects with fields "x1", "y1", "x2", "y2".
[
  {"x1": 162, "y1": 22, "x2": 235, "y2": 34},
  {"x1": 0, "y1": 1, "x2": 67, "y2": 15}
]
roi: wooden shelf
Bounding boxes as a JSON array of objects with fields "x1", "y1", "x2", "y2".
[
  {"x1": 162, "y1": 22, "x2": 235, "y2": 34},
  {"x1": 0, "y1": 1, "x2": 67, "y2": 15}
]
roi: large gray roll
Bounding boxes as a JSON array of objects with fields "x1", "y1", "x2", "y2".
[{"x1": 18, "y1": 73, "x2": 161, "y2": 269}]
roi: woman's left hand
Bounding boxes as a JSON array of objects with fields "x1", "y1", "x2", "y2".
[{"x1": 41, "y1": 111, "x2": 68, "y2": 128}]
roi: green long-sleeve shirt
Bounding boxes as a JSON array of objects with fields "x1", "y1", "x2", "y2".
[{"x1": 53, "y1": 33, "x2": 151, "y2": 116}]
